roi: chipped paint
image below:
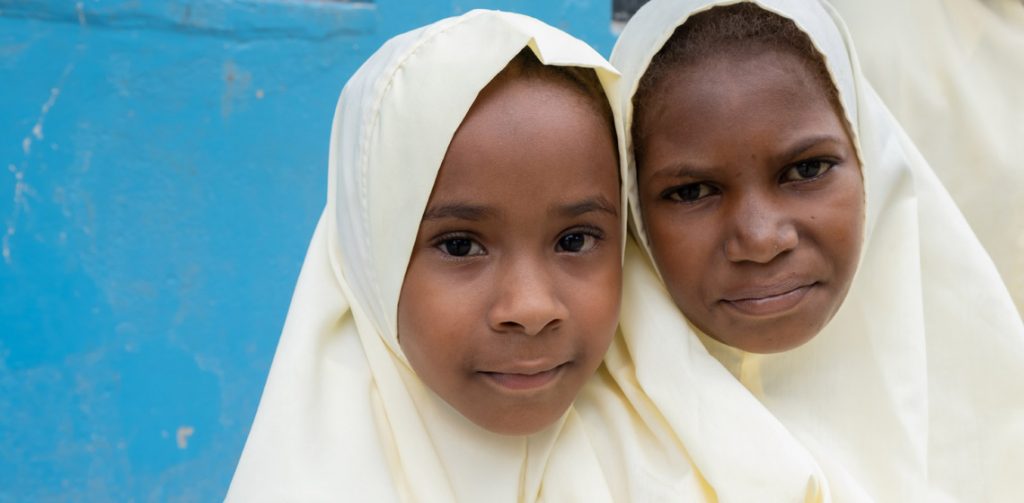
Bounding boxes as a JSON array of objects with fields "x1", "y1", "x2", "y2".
[
  {"x1": 7, "y1": 66, "x2": 72, "y2": 266},
  {"x1": 221, "y1": 60, "x2": 254, "y2": 119},
  {"x1": 22, "y1": 86, "x2": 64, "y2": 155},
  {"x1": 175, "y1": 426, "x2": 194, "y2": 449}
]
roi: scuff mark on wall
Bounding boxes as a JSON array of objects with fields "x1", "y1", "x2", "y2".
[
  {"x1": 79, "y1": 149, "x2": 92, "y2": 174},
  {"x1": 3, "y1": 220, "x2": 14, "y2": 264},
  {"x1": 4, "y1": 163, "x2": 37, "y2": 265},
  {"x1": 221, "y1": 60, "x2": 252, "y2": 119},
  {"x1": 1, "y1": 183, "x2": 10, "y2": 262},
  {"x1": 9, "y1": 165, "x2": 32, "y2": 213},
  {"x1": 75, "y1": 2, "x2": 86, "y2": 27}
]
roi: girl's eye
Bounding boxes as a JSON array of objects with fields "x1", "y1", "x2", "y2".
[
  {"x1": 784, "y1": 160, "x2": 834, "y2": 182},
  {"x1": 437, "y1": 237, "x2": 484, "y2": 257},
  {"x1": 556, "y1": 230, "x2": 601, "y2": 253},
  {"x1": 665, "y1": 182, "x2": 716, "y2": 203}
]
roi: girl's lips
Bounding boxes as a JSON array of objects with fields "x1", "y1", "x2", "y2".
[
  {"x1": 722, "y1": 283, "x2": 815, "y2": 317},
  {"x1": 480, "y1": 363, "x2": 566, "y2": 391}
]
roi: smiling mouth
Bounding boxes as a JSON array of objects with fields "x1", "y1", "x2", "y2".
[
  {"x1": 479, "y1": 363, "x2": 568, "y2": 392},
  {"x1": 722, "y1": 283, "x2": 816, "y2": 317}
]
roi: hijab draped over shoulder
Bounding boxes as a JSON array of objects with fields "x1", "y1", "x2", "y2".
[
  {"x1": 609, "y1": 0, "x2": 1024, "y2": 501},
  {"x1": 830, "y1": 0, "x2": 1024, "y2": 318},
  {"x1": 226, "y1": 10, "x2": 621, "y2": 502}
]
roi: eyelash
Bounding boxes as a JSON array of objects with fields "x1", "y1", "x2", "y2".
[
  {"x1": 556, "y1": 225, "x2": 605, "y2": 254},
  {"x1": 659, "y1": 158, "x2": 839, "y2": 204},
  {"x1": 780, "y1": 158, "x2": 837, "y2": 184},
  {"x1": 430, "y1": 226, "x2": 606, "y2": 260},
  {"x1": 432, "y1": 232, "x2": 486, "y2": 260},
  {"x1": 661, "y1": 182, "x2": 719, "y2": 204}
]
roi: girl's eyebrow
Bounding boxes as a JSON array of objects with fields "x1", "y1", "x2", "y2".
[
  {"x1": 648, "y1": 134, "x2": 848, "y2": 182},
  {"x1": 423, "y1": 203, "x2": 496, "y2": 221},
  {"x1": 554, "y1": 195, "x2": 619, "y2": 218},
  {"x1": 649, "y1": 162, "x2": 716, "y2": 182},
  {"x1": 776, "y1": 134, "x2": 845, "y2": 162}
]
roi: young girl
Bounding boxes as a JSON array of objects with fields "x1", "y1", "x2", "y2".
[
  {"x1": 611, "y1": 0, "x2": 1024, "y2": 500},
  {"x1": 226, "y1": 11, "x2": 626, "y2": 500}
]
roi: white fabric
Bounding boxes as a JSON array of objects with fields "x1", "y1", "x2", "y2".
[
  {"x1": 830, "y1": 0, "x2": 1024, "y2": 318},
  {"x1": 578, "y1": 238, "x2": 832, "y2": 502},
  {"x1": 226, "y1": 10, "x2": 621, "y2": 502},
  {"x1": 611, "y1": 0, "x2": 1024, "y2": 501}
]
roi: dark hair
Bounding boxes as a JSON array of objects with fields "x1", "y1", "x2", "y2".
[
  {"x1": 632, "y1": 2, "x2": 847, "y2": 165},
  {"x1": 498, "y1": 48, "x2": 616, "y2": 142}
]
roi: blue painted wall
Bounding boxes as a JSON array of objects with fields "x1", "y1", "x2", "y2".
[{"x1": 0, "y1": 1, "x2": 618, "y2": 500}]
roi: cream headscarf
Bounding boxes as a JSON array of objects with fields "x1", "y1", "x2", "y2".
[
  {"x1": 611, "y1": 0, "x2": 1024, "y2": 501},
  {"x1": 226, "y1": 10, "x2": 621, "y2": 502},
  {"x1": 829, "y1": 0, "x2": 1024, "y2": 318}
]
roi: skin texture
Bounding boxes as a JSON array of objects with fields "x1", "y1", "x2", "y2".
[
  {"x1": 397, "y1": 74, "x2": 622, "y2": 435},
  {"x1": 637, "y1": 47, "x2": 864, "y2": 354}
]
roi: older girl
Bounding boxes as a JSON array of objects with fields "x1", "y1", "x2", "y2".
[{"x1": 611, "y1": 0, "x2": 1024, "y2": 500}]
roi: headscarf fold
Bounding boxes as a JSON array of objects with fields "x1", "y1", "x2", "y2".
[
  {"x1": 830, "y1": 0, "x2": 1024, "y2": 318},
  {"x1": 227, "y1": 10, "x2": 621, "y2": 501},
  {"x1": 610, "y1": 0, "x2": 1024, "y2": 501}
]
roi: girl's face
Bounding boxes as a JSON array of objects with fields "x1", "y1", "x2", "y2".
[
  {"x1": 637, "y1": 47, "x2": 864, "y2": 354},
  {"x1": 397, "y1": 74, "x2": 622, "y2": 435}
]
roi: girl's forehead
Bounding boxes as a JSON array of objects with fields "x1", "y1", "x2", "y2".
[
  {"x1": 420, "y1": 79, "x2": 617, "y2": 224},
  {"x1": 474, "y1": 69, "x2": 612, "y2": 134},
  {"x1": 629, "y1": 2, "x2": 857, "y2": 141},
  {"x1": 641, "y1": 50, "x2": 839, "y2": 138},
  {"x1": 679, "y1": 44, "x2": 850, "y2": 149},
  {"x1": 468, "y1": 76, "x2": 589, "y2": 125}
]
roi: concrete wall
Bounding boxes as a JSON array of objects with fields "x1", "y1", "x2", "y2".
[{"x1": 0, "y1": 1, "x2": 620, "y2": 500}]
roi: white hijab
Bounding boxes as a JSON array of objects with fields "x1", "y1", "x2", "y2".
[
  {"x1": 611, "y1": 0, "x2": 1024, "y2": 501},
  {"x1": 828, "y1": 0, "x2": 1024, "y2": 317},
  {"x1": 226, "y1": 10, "x2": 621, "y2": 502}
]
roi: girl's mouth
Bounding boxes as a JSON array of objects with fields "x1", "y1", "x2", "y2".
[
  {"x1": 721, "y1": 283, "x2": 816, "y2": 317},
  {"x1": 479, "y1": 362, "x2": 568, "y2": 392}
]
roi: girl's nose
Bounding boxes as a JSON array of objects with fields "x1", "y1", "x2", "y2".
[
  {"x1": 488, "y1": 255, "x2": 569, "y2": 336},
  {"x1": 723, "y1": 194, "x2": 798, "y2": 264}
]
